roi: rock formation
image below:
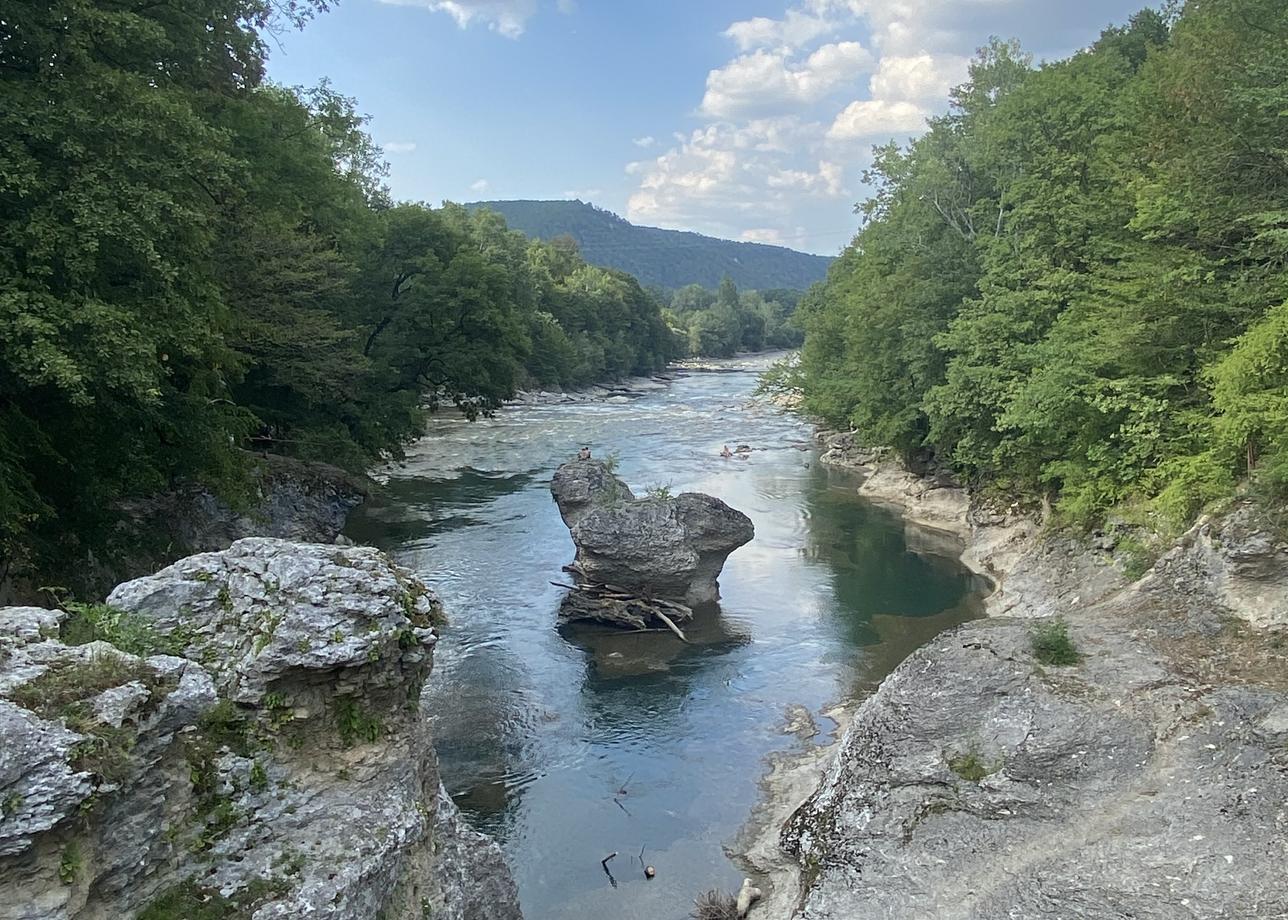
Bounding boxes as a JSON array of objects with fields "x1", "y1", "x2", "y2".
[
  {"x1": 550, "y1": 461, "x2": 754, "y2": 629},
  {"x1": 768, "y1": 442, "x2": 1288, "y2": 920},
  {"x1": 0, "y1": 538, "x2": 521, "y2": 920}
]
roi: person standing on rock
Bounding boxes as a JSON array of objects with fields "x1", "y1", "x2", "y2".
[{"x1": 578, "y1": 446, "x2": 592, "y2": 461}]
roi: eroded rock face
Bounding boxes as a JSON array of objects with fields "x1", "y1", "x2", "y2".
[
  {"x1": 120, "y1": 454, "x2": 367, "y2": 556},
  {"x1": 0, "y1": 539, "x2": 521, "y2": 920},
  {"x1": 780, "y1": 558, "x2": 1288, "y2": 920},
  {"x1": 550, "y1": 461, "x2": 754, "y2": 605},
  {"x1": 1142, "y1": 504, "x2": 1288, "y2": 627}
]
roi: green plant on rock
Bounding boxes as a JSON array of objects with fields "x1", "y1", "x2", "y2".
[
  {"x1": 334, "y1": 695, "x2": 383, "y2": 747},
  {"x1": 645, "y1": 483, "x2": 673, "y2": 501},
  {"x1": 58, "y1": 841, "x2": 82, "y2": 884},
  {"x1": 2, "y1": 792, "x2": 22, "y2": 817},
  {"x1": 249, "y1": 760, "x2": 269, "y2": 793},
  {"x1": 140, "y1": 876, "x2": 289, "y2": 920},
  {"x1": 1115, "y1": 535, "x2": 1155, "y2": 581},
  {"x1": 1030, "y1": 618, "x2": 1081, "y2": 667},
  {"x1": 59, "y1": 602, "x2": 187, "y2": 657},
  {"x1": 947, "y1": 744, "x2": 1002, "y2": 782},
  {"x1": 8, "y1": 651, "x2": 174, "y2": 782}
]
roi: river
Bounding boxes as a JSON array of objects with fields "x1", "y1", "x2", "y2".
[{"x1": 344, "y1": 356, "x2": 986, "y2": 920}]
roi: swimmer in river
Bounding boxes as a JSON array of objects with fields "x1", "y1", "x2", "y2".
[
  {"x1": 578, "y1": 446, "x2": 592, "y2": 461},
  {"x1": 720, "y1": 445, "x2": 733, "y2": 459}
]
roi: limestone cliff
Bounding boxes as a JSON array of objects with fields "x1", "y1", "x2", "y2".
[
  {"x1": 0, "y1": 539, "x2": 520, "y2": 920},
  {"x1": 765, "y1": 434, "x2": 1288, "y2": 919}
]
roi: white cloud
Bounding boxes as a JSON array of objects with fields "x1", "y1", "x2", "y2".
[
  {"x1": 626, "y1": 120, "x2": 848, "y2": 240},
  {"x1": 382, "y1": 141, "x2": 418, "y2": 154},
  {"x1": 378, "y1": 0, "x2": 538, "y2": 38},
  {"x1": 699, "y1": 41, "x2": 874, "y2": 118},
  {"x1": 563, "y1": 188, "x2": 603, "y2": 200},
  {"x1": 626, "y1": 0, "x2": 1135, "y2": 253},
  {"x1": 470, "y1": 178, "x2": 491, "y2": 192},
  {"x1": 724, "y1": 9, "x2": 837, "y2": 51},
  {"x1": 741, "y1": 228, "x2": 785, "y2": 243},
  {"x1": 633, "y1": 136, "x2": 656, "y2": 148},
  {"x1": 827, "y1": 99, "x2": 926, "y2": 138},
  {"x1": 869, "y1": 53, "x2": 970, "y2": 103}
]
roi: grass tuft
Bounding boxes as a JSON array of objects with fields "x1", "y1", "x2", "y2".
[
  {"x1": 692, "y1": 889, "x2": 739, "y2": 920},
  {"x1": 1030, "y1": 617, "x2": 1081, "y2": 666}
]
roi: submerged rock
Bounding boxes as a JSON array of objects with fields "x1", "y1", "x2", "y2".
[
  {"x1": 0, "y1": 539, "x2": 521, "y2": 920},
  {"x1": 550, "y1": 460, "x2": 754, "y2": 607}
]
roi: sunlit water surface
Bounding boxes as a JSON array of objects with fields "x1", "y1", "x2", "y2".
[{"x1": 345, "y1": 359, "x2": 985, "y2": 920}]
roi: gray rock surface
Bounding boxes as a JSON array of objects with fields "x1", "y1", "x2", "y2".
[
  {"x1": 0, "y1": 539, "x2": 521, "y2": 920},
  {"x1": 550, "y1": 460, "x2": 754, "y2": 605},
  {"x1": 1142, "y1": 503, "x2": 1288, "y2": 627},
  {"x1": 770, "y1": 448, "x2": 1288, "y2": 920},
  {"x1": 121, "y1": 453, "x2": 367, "y2": 555}
]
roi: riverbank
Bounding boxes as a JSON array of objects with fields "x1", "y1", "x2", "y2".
[{"x1": 737, "y1": 432, "x2": 1288, "y2": 918}]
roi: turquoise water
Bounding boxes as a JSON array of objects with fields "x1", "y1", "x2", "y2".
[{"x1": 345, "y1": 360, "x2": 985, "y2": 920}]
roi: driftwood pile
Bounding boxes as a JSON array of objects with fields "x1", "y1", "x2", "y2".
[{"x1": 553, "y1": 564, "x2": 692, "y2": 641}]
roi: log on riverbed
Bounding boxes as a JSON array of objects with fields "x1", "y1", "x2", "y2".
[{"x1": 554, "y1": 580, "x2": 692, "y2": 640}]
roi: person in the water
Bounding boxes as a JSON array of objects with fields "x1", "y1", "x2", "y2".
[
  {"x1": 578, "y1": 446, "x2": 592, "y2": 461},
  {"x1": 720, "y1": 445, "x2": 733, "y2": 459}
]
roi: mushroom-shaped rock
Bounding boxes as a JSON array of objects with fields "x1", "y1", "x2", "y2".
[{"x1": 550, "y1": 461, "x2": 754, "y2": 606}]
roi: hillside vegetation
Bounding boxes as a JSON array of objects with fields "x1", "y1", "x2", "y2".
[
  {"x1": 794, "y1": 1, "x2": 1288, "y2": 531},
  {"x1": 0, "y1": 0, "x2": 678, "y2": 577},
  {"x1": 467, "y1": 199, "x2": 833, "y2": 290}
]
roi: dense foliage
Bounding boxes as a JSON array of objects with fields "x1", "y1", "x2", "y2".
[
  {"x1": 0, "y1": 0, "x2": 677, "y2": 574},
  {"x1": 666, "y1": 279, "x2": 804, "y2": 357},
  {"x1": 466, "y1": 199, "x2": 833, "y2": 290},
  {"x1": 796, "y1": 0, "x2": 1288, "y2": 529}
]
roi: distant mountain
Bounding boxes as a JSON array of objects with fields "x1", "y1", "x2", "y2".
[{"x1": 466, "y1": 199, "x2": 833, "y2": 291}]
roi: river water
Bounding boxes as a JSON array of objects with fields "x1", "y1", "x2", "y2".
[{"x1": 345, "y1": 357, "x2": 985, "y2": 920}]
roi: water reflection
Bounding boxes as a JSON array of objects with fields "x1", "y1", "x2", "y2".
[{"x1": 345, "y1": 359, "x2": 984, "y2": 920}]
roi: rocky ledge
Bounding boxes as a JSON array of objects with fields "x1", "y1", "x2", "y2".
[
  {"x1": 759, "y1": 435, "x2": 1288, "y2": 919},
  {"x1": 0, "y1": 538, "x2": 520, "y2": 920},
  {"x1": 549, "y1": 460, "x2": 754, "y2": 630}
]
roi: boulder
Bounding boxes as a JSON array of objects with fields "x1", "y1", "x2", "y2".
[
  {"x1": 550, "y1": 461, "x2": 753, "y2": 606},
  {"x1": 0, "y1": 539, "x2": 521, "y2": 920}
]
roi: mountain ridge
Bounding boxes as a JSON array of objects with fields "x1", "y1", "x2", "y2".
[{"x1": 465, "y1": 199, "x2": 834, "y2": 290}]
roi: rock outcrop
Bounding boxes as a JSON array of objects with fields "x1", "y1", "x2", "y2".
[
  {"x1": 0, "y1": 538, "x2": 521, "y2": 920},
  {"x1": 120, "y1": 453, "x2": 367, "y2": 555},
  {"x1": 550, "y1": 461, "x2": 754, "y2": 608},
  {"x1": 763, "y1": 433, "x2": 1288, "y2": 920}
]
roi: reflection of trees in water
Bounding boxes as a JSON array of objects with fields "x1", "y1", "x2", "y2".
[
  {"x1": 801, "y1": 465, "x2": 979, "y2": 647},
  {"x1": 344, "y1": 466, "x2": 539, "y2": 548}
]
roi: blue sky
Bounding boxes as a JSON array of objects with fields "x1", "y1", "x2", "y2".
[{"x1": 267, "y1": 0, "x2": 1150, "y2": 255}]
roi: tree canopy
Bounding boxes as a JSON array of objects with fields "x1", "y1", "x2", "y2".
[
  {"x1": 795, "y1": 0, "x2": 1288, "y2": 529},
  {"x1": 0, "y1": 0, "x2": 679, "y2": 576}
]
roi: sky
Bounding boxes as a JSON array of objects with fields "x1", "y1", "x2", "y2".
[{"x1": 266, "y1": 0, "x2": 1150, "y2": 255}]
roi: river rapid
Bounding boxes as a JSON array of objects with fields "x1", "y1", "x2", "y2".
[{"x1": 345, "y1": 356, "x2": 986, "y2": 920}]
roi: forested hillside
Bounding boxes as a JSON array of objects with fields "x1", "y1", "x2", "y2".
[
  {"x1": 467, "y1": 199, "x2": 833, "y2": 290},
  {"x1": 0, "y1": 0, "x2": 678, "y2": 575},
  {"x1": 794, "y1": 0, "x2": 1288, "y2": 531}
]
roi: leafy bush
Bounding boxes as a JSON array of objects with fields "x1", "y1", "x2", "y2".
[
  {"x1": 1030, "y1": 618, "x2": 1081, "y2": 667},
  {"x1": 59, "y1": 602, "x2": 186, "y2": 658}
]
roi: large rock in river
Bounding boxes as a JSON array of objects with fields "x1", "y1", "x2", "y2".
[{"x1": 550, "y1": 460, "x2": 754, "y2": 605}]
